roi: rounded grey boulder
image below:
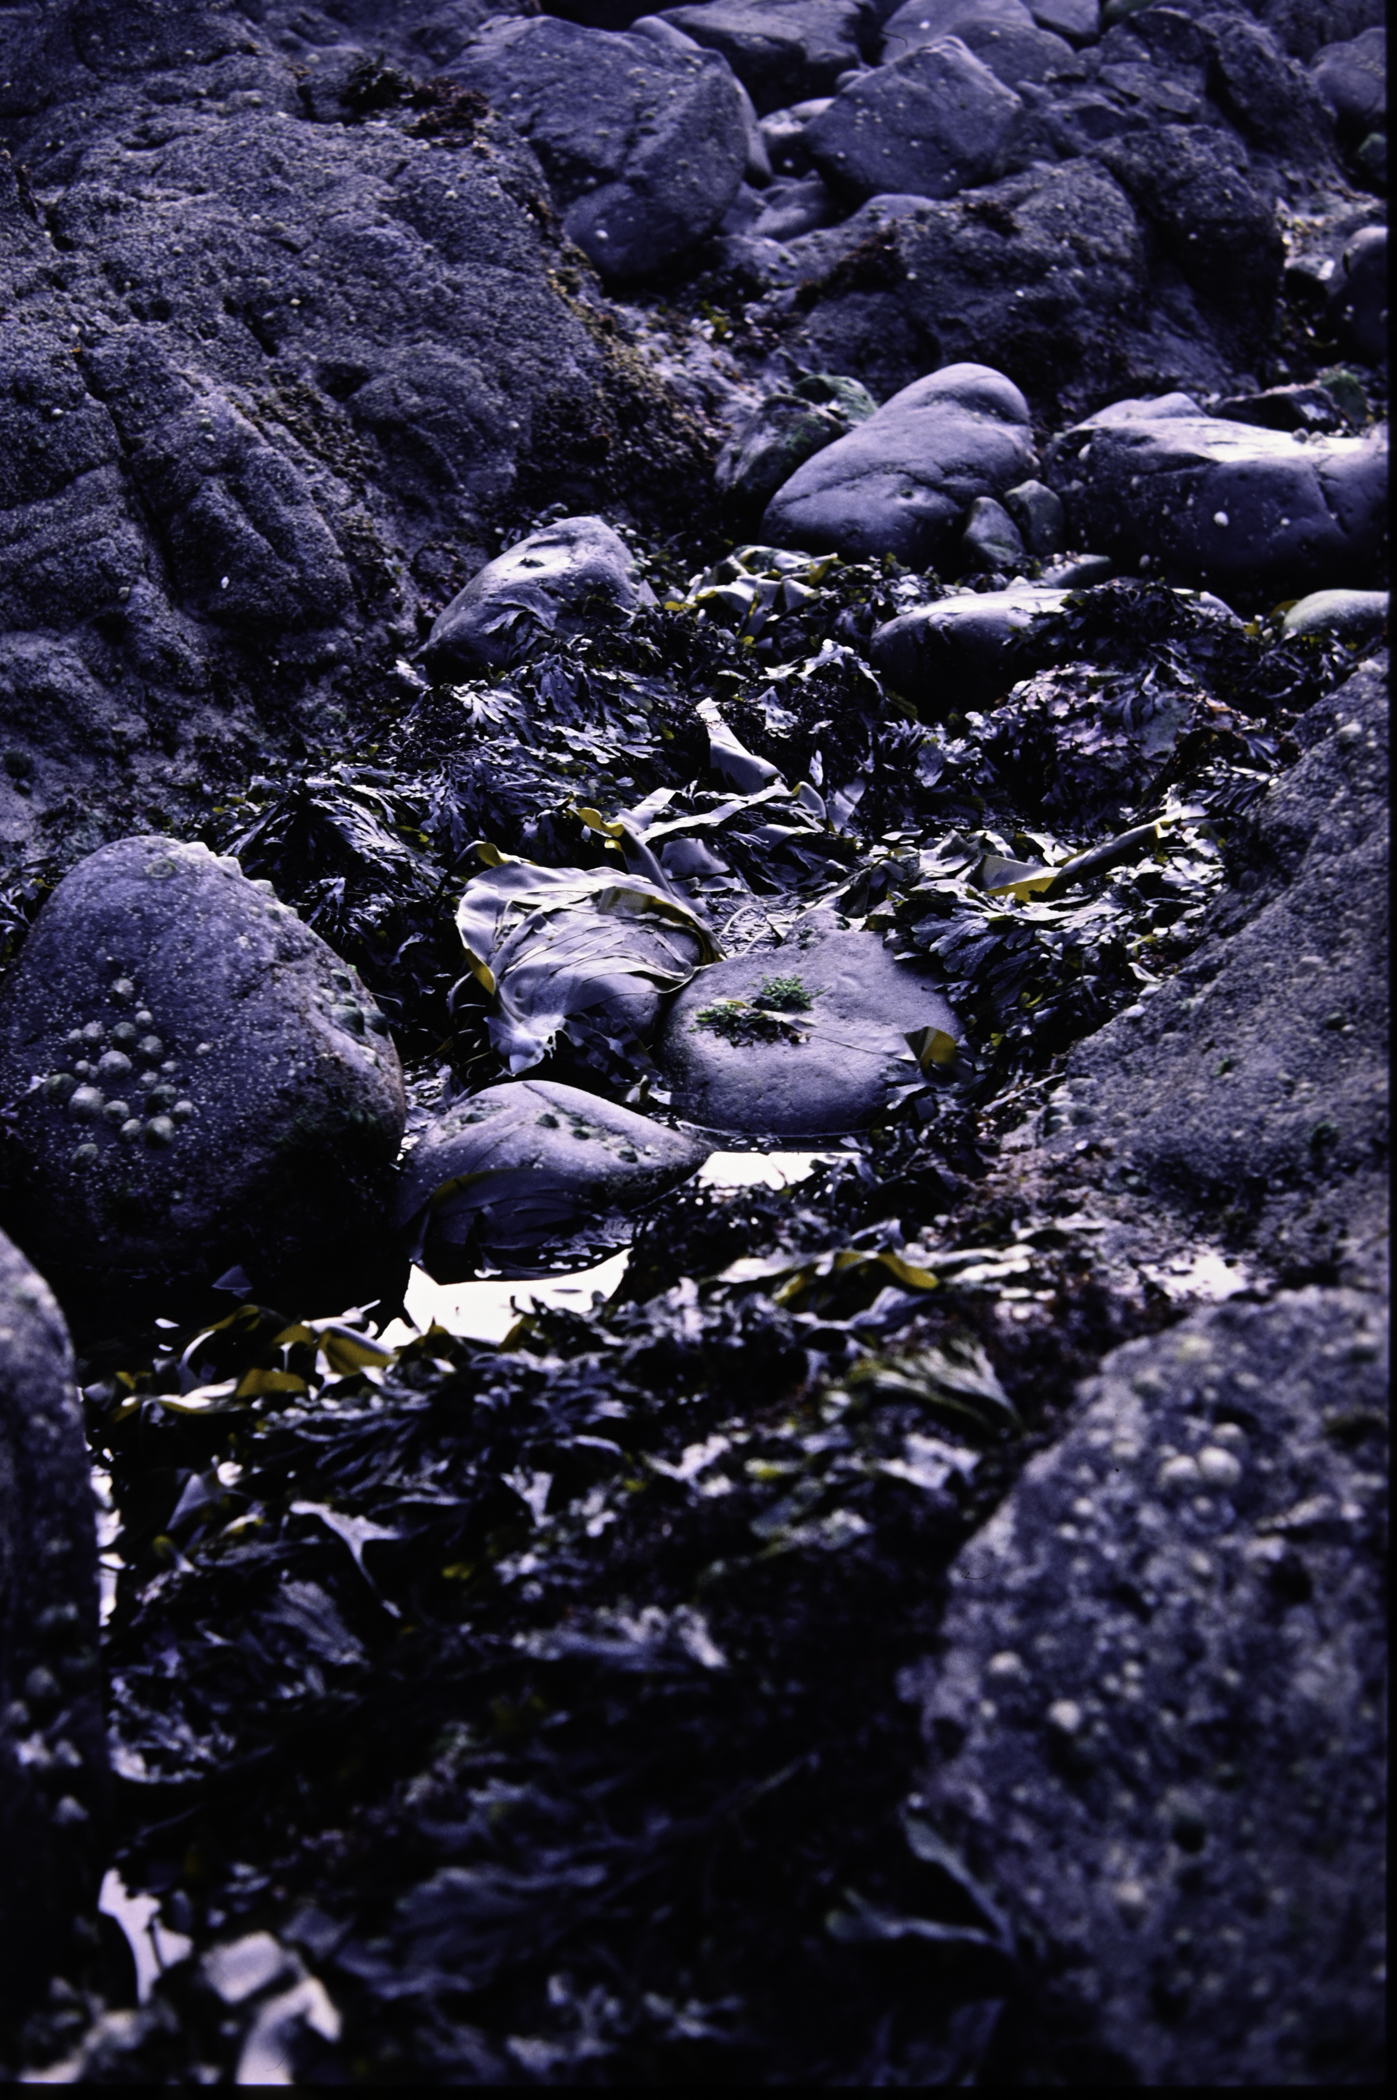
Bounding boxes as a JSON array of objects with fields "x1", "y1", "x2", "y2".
[
  {"x1": 0, "y1": 1227, "x2": 103, "y2": 2017},
  {"x1": 656, "y1": 909, "x2": 961, "y2": 1135},
  {"x1": 762, "y1": 360, "x2": 1036, "y2": 564},
  {"x1": 871, "y1": 580, "x2": 1068, "y2": 709},
  {"x1": 395, "y1": 1079, "x2": 708, "y2": 1279},
  {"x1": 448, "y1": 14, "x2": 748, "y2": 279},
  {"x1": 1281, "y1": 586, "x2": 1388, "y2": 645},
  {"x1": 807, "y1": 35, "x2": 1026, "y2": 202},
  {"x1": 421, "y1": 517, "x2": 653, "y2": 678},
  {"x1": 0, "y1": 837, "x2": 406, "y2": 1314}
]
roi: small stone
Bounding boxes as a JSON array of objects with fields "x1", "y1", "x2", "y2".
[{"x1": 1196, "y1": 1446, "x2": 1242, "y2": 1488}]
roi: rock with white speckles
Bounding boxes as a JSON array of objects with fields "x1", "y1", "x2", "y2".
[
  {"x1": 0, "y1": 1226, "x2": 103, "y2": 2017},
  {"x1": 0, "y1": 836, "x2": 405, "y2": 1315},
  {"x1": 1047, "y1": 394, "x2": 1388, "y2": 594},
  {"x1": 910, "y1": 1286, "x2": 1388, "y2": 2083}
]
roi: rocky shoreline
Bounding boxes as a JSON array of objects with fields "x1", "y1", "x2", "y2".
[{"x1": 0, "y1": 0, "x2": 1386, "y2": 2083}]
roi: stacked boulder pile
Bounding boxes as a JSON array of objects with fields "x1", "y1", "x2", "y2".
[{"x1": 0, "y1": 0, "x2": 1386, "y2": 2082}]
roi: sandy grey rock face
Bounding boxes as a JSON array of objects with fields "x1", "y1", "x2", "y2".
[
  {"x1": 1048, "y1": 655, "x2": 1388, "y2": 1277},
  {"x1": 421, "y1": 516, "x2": 653, "y2": 677},
  {"x1": 910, "y1": 1285, "x2": 1387, "y2": 2084},
  {"x1": 446, "y1": 13, "x2": 748, "y2": 278},
  {"x1": 0, "y1": 837, "x2": 405, "y2": 1311},
  {"x1": 807, "y1": 36, "x2": 1026, "y2": 201},
  {"x1": 396, "y1": 1078, "x2": 708, "y2": 1278},
  {"x1": 763, "y1": 361, "x2": 1035, "y2": 563},
  {"x1": 657, "y1": 909, "x2": 960, "y2": 1135},
  {"x1": 659, "y1": 0, "x2": 874, "y2": 114},
  {"x1": 0, "y1": 1228, "x2": 103, "y2": 2018},
  {"x1": 1049, "y1": 395, "x2": 1388, "y2": 595},
  {"x1": 872, "y1": 581, "x2": 1069, "y2": 708}
]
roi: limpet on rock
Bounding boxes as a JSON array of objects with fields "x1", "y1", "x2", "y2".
[
  {"x1": 81, "y1": 1022, "x2": 103, "y2": 1045},
  {"x1": 137, "y1": 1035, "x2": 164, "y2": 1060},
  {"x1": 119, "y1": 1118, "x2": 142, "y2": 1142},
  {"x1": 144, "y1": 1116, "x2": 176, "y2": 1148},
  {"x1": 71, "y1": 1143, "x2": 99, "y2": 1167},
  {"x1": 135, "y1": 1010, "x2": 153, "y2": 1027},
  {"x1": 67, "y1": 1086, "x2": 104, "y2": 1122},
  {"x1": 43, "y1": 1072, "x2": 77, "y2": 1101},
  {"x1": 172, "y1": 1100, "x2": 194, "y2": 1122},
  {"x1": 102, "y1": 1099, "x2": 130, "y2": 1127},
  {"x1": 96, "y1": 1050, "x2": 131, "y2": 1080}
]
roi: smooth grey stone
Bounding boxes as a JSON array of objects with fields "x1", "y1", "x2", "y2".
[
  {"x1": 807, "y1": 35, "x2": 1025, "y2": 201},
  {"x1": 914, "y1": 1286, "x2": 1387, "y2": 2083},
  {"x1": 762, "y1": 361, "x2": 1036, "y2": 565},
  {"x1": 0, "y1": 837, "x2": 405, "y2": 1312},
  {"x1": 1038, "y1": 550, "x2": 1114, "y2": 585},
  {"x1": 881, "y1": 0, "x2": 1035, "y2": 63},
  {"x1": 659, "y1": 1, "x2": 872, "y2": 114},
  {"x1": 447, "y1": 14, "x2": 747, "y2": 279},
  {"x1": 960, "y1": 492, "x2": 1025, "y2": 570},
  {"x1": 1003, "y1": 477, "x2": 1065, "y2": 554},
  {"x1": 422, "y1": 517, "x2": 653, "y2": 677},
  {"x1": 1327, "y1": 225, "x2": 1387, "y2": 365},
  {"x1": 1211, "y1": 382, "x2": 1346, "y2": 434},
  {"x1": 1281, "y1": 586, "x2": 1388, "y2": 644},
  {"x1": 716, "y1": 372, "x2": 876, "y2": 511},
  {"x1": 1048, "y1": 397, "x2": 1388, "y2": 596},
  {"x1": 0, "y1": 1228, "x2": 103, "y2": 2020},
  {"x1": 871, "y1": 580, "x2": 1068, "y2": 709},
  {"x1": 759, "y1": 96, "x2": 836, "y2": 173},
  {"x1": 751, "y1": 170, "x2": 836, "y2": 238},
  {"x1": 394, "y1": 1079, "x2": 707, "y2": 1279},
  {"x1": 657, "y1": 909, "x2": 960, "y2": 1136}
]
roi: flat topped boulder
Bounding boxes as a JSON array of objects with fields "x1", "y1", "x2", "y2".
[
  {"x1": 659, "y1": 1, "x2": 873, "y2": 114},
  {"x1": 656, "y1": 909, "x2": 961, "y2": 1135},
  {"x1": 395, "y1": 1079, "x2": 708, "y2": 1279},
  {"x1": 1049, "y1": 394, "x2": 1388, "y2": 596},
  {"x1": 762, "y1": 360, "x2": 1036, "y2": 566},
  {"x1": 0, "y1": 837, "x2": 405, "y2": 1313},
  {"x1": 421, "y1": 516, "x2": 652, "y2": 677}
]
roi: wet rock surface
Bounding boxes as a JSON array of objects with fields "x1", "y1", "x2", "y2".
[
  {"x1": 658, "y1": 908, "x2": 961, "y2": 1133},
  {"x1": 0, "y1": 837, "x2": 405, "y2": 1314},
  {"x1": 912, "y1": 1285, "x2": 1387, "y2": 2085},
  {"x1": 397, "y1": 1078, "x2": 708, "y2": 1277},
  {"x1": 0, "y1": 0, "x2": 1387, "y2": 2082},
  {"x1": 0, "y1": 1229, "x2": 104, "y2": 2019}
]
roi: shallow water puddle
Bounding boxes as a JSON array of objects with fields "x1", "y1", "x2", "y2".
[
  {"x1": 98, "y1": 1869, "x2": 193, "y2": 2005},
  {"x1": 378, "y1": 1153, "x2": 838, "y2": 1346}
]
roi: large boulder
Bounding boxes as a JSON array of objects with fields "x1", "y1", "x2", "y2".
[
  {"x1": 762, "y1": 361, "x2": 1036, "y2": 565},
  {"x1": 1095, "y1": 124, "x2": 1284, "y2": 342},
  {"x1": 448, "y1": 13, "x2": 748, "y2": 278},
  {"x1": 911, "y1": 1285, "x2": 1388, "y2": 2083},
  {"x1": 395, "y1": 1079, "x2": 708, "y2": 1278},
  {"x1": 0, "y1": 837, "x2": 406, "y2": 1313},
  {"x1": 807, "y1": 36, "x2": 1026, "y2": 201},
  {"x1": 1047, "y1": 393, "x2": 1388, "y2": 596},
  {"x1": 656, "y1": 908, "x2": 961, "y2": 1134},
  {"x1": 658, "y1": 1, "x2": 874, "y2": 113},
  {"x1": 1308, "y1": 23, "x2": 1386, "y2": 141},
  {"x1": 1327, "y1": 224, "x2": 1388, "y2": 364},
  {"x1": 1045, "y1": 654, "x2": 1388, "y2": 1276},
  {"x1": 880, "y1": 0, "x2": 1037, "y2": 62},
  {"x1": 891, "y1": 159, "x2": 1147, "y2": 410},
  {"x1": 421, "y1": 516, "x2": 653, "y2": 677},
  {"x1": 0, "y1": 1229, "x2": 104, "y2": 2019}
]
